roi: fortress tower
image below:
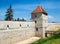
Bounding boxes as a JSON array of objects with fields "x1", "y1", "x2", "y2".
[{"x1": 31, "y1": 6, "x2": 48, "y2": 37}]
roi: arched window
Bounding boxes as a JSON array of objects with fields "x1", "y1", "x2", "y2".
[
  {"x1": 35, "y1": 21, "x2": 37, "y2": 23},
  {"x1": 20, "y1": 24, "x2": 21, "y2": 27},
  {"x1": 35, "y1": 15, "x2": 37, "y2": 18},
  {"x1": 45, "y1": 33, "x2": 47, "y2": 37},
  {"x1": 36, "y1": 28, "x2": 38, "y2": 31}
]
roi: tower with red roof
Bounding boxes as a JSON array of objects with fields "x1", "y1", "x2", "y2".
[{"x1": 31, "y1": 6, "x2": 48, "y2": 38}]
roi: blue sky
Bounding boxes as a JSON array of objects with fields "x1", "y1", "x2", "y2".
[{"x1": 0, "y1": 0, "x2": 60, "y2": 22}]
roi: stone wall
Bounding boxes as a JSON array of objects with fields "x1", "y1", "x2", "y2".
[
  {"x1": 47, "y1": 23, "x2": 60, "y2": 31},
  {"x1": 0, "y1": 21, "x2": 35, "y2": 44},
  {"x1": 0, "y1": 21, "x2": 60, "y2": 44}
]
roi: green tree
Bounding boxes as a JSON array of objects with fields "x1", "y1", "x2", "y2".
[
  {"x1": 5, "y1": 5, "x2": 13, "y2": 21},
  {"x1": 17, "y1": 18, "x2": 20, "y2": 21},
  {"x1": 20, "y1": 18, "x2": 26, "y2": 21}
]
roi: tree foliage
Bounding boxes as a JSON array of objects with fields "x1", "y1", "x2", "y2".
[
  {"x1": 5, "y1": 5, "x2": 13, "y2": 21},
  {"x1": 14, "y1": 18, "x2": 26, "y2": 21},
  {"x1": 20, "y1": 18, "x2": 26, "y2": 21}
]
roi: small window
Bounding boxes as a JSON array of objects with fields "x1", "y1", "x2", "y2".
[
  {"x1": 27, "y1": 25, "x2": 29, "y2": 27},
  {"x1": 36, "y1": 28, "x2": 38, "y2": 31},
  {"x1": 35, "y1": 21, "x2": 37, "y2": 23},
  {"x1": 7, "y1": 25, "x2": 9, "y2": 28},
  {"x1": 20, "y1": 24, "x2": 21, "y2": 27}
]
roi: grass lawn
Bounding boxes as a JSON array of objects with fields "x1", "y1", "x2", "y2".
[{"x1": 31, "y1": 29, "x2": 60, "y2": 44}]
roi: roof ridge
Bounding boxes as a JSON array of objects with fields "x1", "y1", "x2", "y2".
[{"x1": 31, "y1": 6, "x2": 47, "y2": 15}]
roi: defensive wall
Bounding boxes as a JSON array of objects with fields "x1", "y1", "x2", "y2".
[
  {"x1": 0, "y1": 21, "x2": 35, "y2": 44},
  {"x1": 0, "y1": 21, "x2": 60, "y2": 44},
  {"x1": 47, "y1": 23, "x2": 60, "y2": 31}
]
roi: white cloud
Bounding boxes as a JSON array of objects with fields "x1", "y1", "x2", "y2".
[
  {"x1": 48, "y1": 15, "x2": 56, "y2": 22},
  {"x1": 48, "y1": 15, "x2": 54, "y2": 19}
]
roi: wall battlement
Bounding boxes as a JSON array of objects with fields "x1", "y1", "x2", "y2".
[{"x1": 0, "y1": 21, "x2": 35, "y2": 30}]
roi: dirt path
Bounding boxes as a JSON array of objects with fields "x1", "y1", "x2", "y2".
[{"x1": 15, "y1": 37, "x2": 40, "y2": 44}]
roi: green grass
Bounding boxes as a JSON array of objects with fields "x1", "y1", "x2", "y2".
[{"x1": 31, "y1": 29, "x2": 60, "y2": 44}]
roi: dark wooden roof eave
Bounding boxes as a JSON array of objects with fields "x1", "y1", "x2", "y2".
[{"x1": 31, "y1": 12, "x2": 48, "y2": 15}]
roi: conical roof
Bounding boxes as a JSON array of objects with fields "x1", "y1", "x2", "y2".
[{"x1": 31, "y1": 6, "x2": 47, "y2": 15}]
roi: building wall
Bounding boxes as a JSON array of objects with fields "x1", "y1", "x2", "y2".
[
  {"x1": 41, "y1": 14, "x2": 48, "y2": 37},
  {"x1": 0, "y1": 21, "x2": 35, "y2": 44}
]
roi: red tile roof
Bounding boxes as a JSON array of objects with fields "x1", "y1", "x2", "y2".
[{"x1": 31, "y1": 6, "x2": 47, "y2": 15}]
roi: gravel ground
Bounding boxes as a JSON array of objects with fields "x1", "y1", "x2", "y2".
[{"x1": 15, "y1": 37, "x2": 40, "y2": 44}]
